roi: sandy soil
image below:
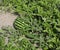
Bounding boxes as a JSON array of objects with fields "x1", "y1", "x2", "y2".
[{"x1": 0, "y1": 12, "x2": 17, "y2": 29}]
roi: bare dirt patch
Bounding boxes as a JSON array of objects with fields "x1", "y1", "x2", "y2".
[{"x1": 0, "y1": 12, "x2": 17, "y2": 29}]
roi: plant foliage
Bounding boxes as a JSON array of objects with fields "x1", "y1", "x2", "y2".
[{"x1": 0, "y1": 0, "x2": 60, "y2": 50}]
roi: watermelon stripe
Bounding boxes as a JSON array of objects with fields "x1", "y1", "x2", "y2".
[
  {"x1": 15, "y1": 20, "x2": 25, "y2": 27},
  {"x1": 14, "y1": 22, "x2": 25, "y2": 29}
]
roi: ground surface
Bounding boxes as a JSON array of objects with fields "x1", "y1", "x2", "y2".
[{"x1": 0, "y1": 12, "x2": 17, "y2": 29}]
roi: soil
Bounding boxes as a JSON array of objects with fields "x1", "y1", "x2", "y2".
[{"x1": 0, "y1": 12, "x2": 17, "y2": 29}]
